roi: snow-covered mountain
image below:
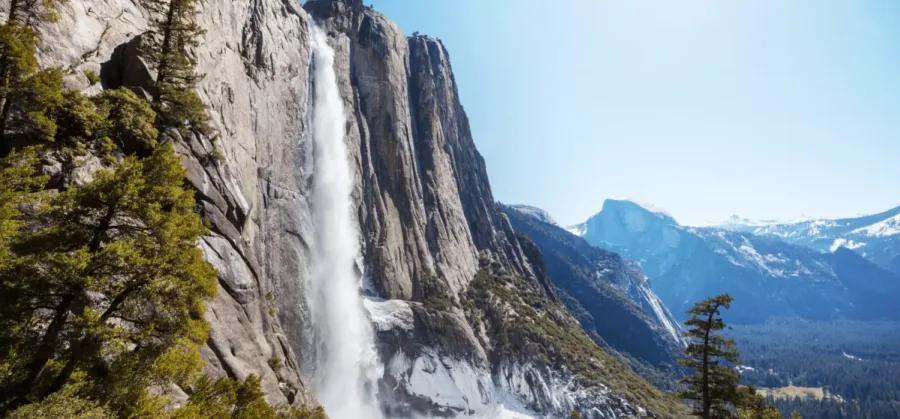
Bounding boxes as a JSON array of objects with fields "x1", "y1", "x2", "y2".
[
  {"x1": 716, "y1": 207, "x2": 900, "y2": 274},
  {"x1": 573, "y1": 199, "x2": 900, "y2": 324},
  {"x1": 707, "y1": 215, "x2": 812, "y2": 232}
]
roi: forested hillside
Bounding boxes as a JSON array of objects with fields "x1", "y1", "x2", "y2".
[{"x1": 732, "y1": 319, "x2": 900, "y2": 418}]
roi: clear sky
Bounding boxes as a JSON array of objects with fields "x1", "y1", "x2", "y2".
[{"x1": 368, "y1": 0, "x2": 900, "y2": 226}]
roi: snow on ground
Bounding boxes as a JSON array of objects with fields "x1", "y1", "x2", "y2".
[
  {"x1": 852, "y1": 213, "x2": 900, "y2": 237},
  {"x1": 842, "y1": 352, "x2": 863, "y2": 361},
  {"x1": 641, "y1": 282, "x2": 682, "y2": 343},
  {"x1": 736, "y1": 365, "x2": 756, "y2": 373},
  {"x1": 407, "y1": 354, "x2": 488, "y2": 410},
  {"x1": 363, "y1": 297, "x2": 414, "y2": 332},
  {"x1": 565, "y1": 224, "x2": 586, "y2": 237},
  {"x1": 829, "y1": 238, "x2": 866, "y2": 252},
  {"x1": 385, "y1": 349, "x2": 543, "y2": 418},
  {"x1": 470, "y1": 391, "x2": 537, "y2": 419}
]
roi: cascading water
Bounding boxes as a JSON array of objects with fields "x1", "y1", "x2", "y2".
[{"x1": 307, "y1": 24, "x2": 384, "y2": 419}]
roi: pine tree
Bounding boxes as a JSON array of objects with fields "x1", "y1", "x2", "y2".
[
  {"x1": 0, "y1": 147, "x2": 45, "y2": 268},
  {"x1": 168, "y1": 374, "x2": 327, "y2": 419},
  {"x1": 678, "y1": 294, "x2": 741, "y2": 418},
  {"x1": 0, "y1": 0, "x2": 67, "y2": 145},
  {"x1": 735, "y1": 385, "x2": 801, "y2": 419},
  {"x1": 141, "y1": 0, "x2": 211, "y2": 135},
  {"x1": 0, "y1": 144, "x2": 218, "y2": 413},
  {"x1": 93, "y1": 88, "x2": 159, "y2": 153}
]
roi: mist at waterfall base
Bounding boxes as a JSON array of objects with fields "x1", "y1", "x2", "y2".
[{"x1": 307, "y1": 24, "x2": 384, "y2": 419}]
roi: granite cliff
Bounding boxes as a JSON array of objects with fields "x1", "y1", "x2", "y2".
[{"x1": 29, "y1": 0, "x2": 684, "y2": 416}]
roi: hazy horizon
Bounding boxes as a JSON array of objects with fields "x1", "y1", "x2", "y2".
[{"x1": 370, "y1": 0, "x2": 900, "y2": 226}]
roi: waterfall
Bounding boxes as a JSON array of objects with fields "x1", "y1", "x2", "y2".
[{"x1": 307, "y1": 24, "x2": 384, "y2": 419}]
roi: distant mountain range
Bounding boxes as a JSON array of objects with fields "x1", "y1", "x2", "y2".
[
  {"x1": 550, "y1": 199, "x2": 900, "y2": 324},
  {"x1": 711, "y1": 207, "x2": 900, "y2": 274}
]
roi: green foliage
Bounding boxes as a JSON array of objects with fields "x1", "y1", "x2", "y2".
[
  {"x1": 418, "y1": 270, "x2": 457, "y2": 312},
  {"x1": 424, "y1": 296, "x2": 453, "y2": 312},
  {"x1": 7, "y1": 373, "x2": 111, "y2": 419},
  {"x1": 52, "y1": 87, "x2": 158, "y2": 158},
  {"x1": 268, "y1": 355, "x2": 282, "y2": 371},
  {"x1": 735, "y1": 385, "x2": 798, "y2": 419},
  {"x1": 0, "y1": 0, "x2": 69, "y2": 143},
  {"x1": 279, "y1": 404, "x2": 328, "y2": 419},
  {"x1": 142, "y1": 0, "x2": 211, "y2": 135},
  {"x1": 5, "y1": 0, "x2": 68, "y2": 26},
  {"x1": 83, "y1": 69, "x2": 100, "y2": 86},
  {"x1": 52, "y1": 87, "x2": 106, "y2": 150},
  {"x1": 8, "y1": 66, "x2": 64, "y2": 143},
  {"x1": 0, "y1": 147, "x2": 46, "y2": 269},
  {"x1": 0, "y1": 3, "x2": 297, "y2": 418},
  {"x1": 170, "y1": 374, "x2": 325, "y2": 419},
  {"x1": 0, "y1": 0, "x2": 68, "y2": 145},
  {"x1": 677, "y1": 295, "x2": 740, "y2": 418},
  {"x1": 733, "y1": 319, "x2": 900, "y2": 418},
  {"x1": 569, "y1": 410, "x2": 583, "y2": 419},
  {"x1": 0, "y1": 144, "x2": 218, "y2": 414},
  {"x1": 93, "y1": 88, "x2": 159, "y2": 154},
  {"x1": 204, "y1": 145, "x2": 224, "y2": 166},
  {"x1": 463, "y1": 266, "x2": 687, "y2": 417}
]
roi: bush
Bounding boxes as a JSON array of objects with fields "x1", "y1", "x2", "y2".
[
  {"x1": 83, "y1": 70, "x2": 100, "y2": 86},
  {"x1": 268, "y1": 356, "x2": 282, "y2": 371}
]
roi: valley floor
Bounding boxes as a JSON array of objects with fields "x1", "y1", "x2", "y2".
[{"x1": 731, "y1": 319, "x2": 900, "y2": 419}]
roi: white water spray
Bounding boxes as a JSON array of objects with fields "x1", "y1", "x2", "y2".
[{"x1": 307, "y1": 24, "x2": 384, "y2": 419}]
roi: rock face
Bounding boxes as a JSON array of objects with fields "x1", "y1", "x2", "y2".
[
  {"x1": 574, "y1": 199, "x2": 900, "y2": 325},
  {"x1": 28, "y1": 0, "x2": 317, "y2": 406},
  {"x1": 303, "y1": 0, "x2": 532, "y2": 303},
  {"x1": 503, "y1": 204, "x2": 684, "y2": 389},
  {"x1": 34, "y1": 0, "x2": 682, "y2": 416}
]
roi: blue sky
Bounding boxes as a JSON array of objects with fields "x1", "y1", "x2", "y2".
[{"x1": 368, "y1": 0, "x2": 900, "y2": 226}]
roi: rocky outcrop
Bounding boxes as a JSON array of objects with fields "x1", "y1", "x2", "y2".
[
  {"x1": 31, "y1": 0, "x2": 316, "y2": 405},
  {"x1": 304, "y1": 0, "x2": 532, "y2": 303},
  {"x1": 34, "y1": 0, "x2": 683, "y2": 416},
  {"x1": 503, "y1": 204, "x2": 684, "y2": 389}
]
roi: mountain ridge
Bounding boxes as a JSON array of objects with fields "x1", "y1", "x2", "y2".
[
  {"x1": 714, "y1": 205, "x2": 900, "y2": 274},
  {"x1": 564, "y1": 199, "x2": 900, "y2": 324},
  {"x1": 502, "y1": 203, "x2": 685, "y2": 388}
]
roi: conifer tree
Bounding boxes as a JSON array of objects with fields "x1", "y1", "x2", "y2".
[
  {"x1": 735, "y1": 385, "x2": 787, "y2": 419},
  {"x1": 0, "y1": 143, "x2": 217, "y2": 413},
  {"x1": 142, "y1": 0, "x2": 211, "y2": 135},
  {"x1": 0, "y1": 147, "x2": 45, "y2": 268},
  {"x1": 0, "y1": 0, "x2": 67, "y2": 145},
  {"x1": 678, "y1": 294, "x2": 741, "y2": 418}
]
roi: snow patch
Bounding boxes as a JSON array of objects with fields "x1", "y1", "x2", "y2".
[
  {"x1": 363, "y1": 297, "x2": 414, "y2": 332},
  {"x1": 641, "y1": 282, "x2": 682, "y2": 343},
  {"x1": 842, "y1": 352, "x2": 863, "y2": 361},
  {"x1": 509, "y1": 205, "x2": 558, "y2": 226},
  {"x1": 384, "y1": 351, "x2": 552, "y2": 418},
  {"x1": 829, "y1": 238, "x2": 866, "y2": 252},
  {"x1": 565, "y1": 224, "x2": 586, "y2": 237},
  {"x1": 736, "y1": 365, "x2": 756, "y2": 373},
  {"x1": 852, "y1": 214, "x2": 900, "y2": 237}
]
